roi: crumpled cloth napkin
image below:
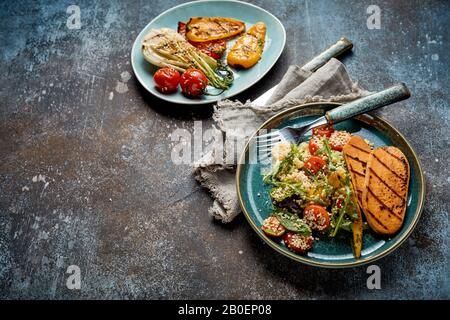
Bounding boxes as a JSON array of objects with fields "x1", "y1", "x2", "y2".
[{"x1": 194, "y1": 58, "x2": 371, "y2": 223}]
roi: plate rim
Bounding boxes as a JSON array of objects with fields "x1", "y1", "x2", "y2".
[
  {"x1": 130, "y1": 0, "x2": 287, "y2": 105},
  {"x1": 236, "y1": 102, "x2": 426, "y2": 268}
]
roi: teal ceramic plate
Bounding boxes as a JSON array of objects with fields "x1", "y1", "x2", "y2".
[
  {"x1": 131, "y1": 0, "x2": 286, "y2": 105},
  {"x1": 236, "y1": 103, "x2": 425, "y2": 268}
]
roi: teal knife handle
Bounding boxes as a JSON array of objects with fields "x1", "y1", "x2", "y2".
[
  {"x1": 302, "y1": 37, "x2": 353, "y2": 72},
  {"x1": 325, "y1": 83, "x2": 411, "y2": 124}
]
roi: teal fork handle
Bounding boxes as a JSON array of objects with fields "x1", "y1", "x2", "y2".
[{"x1": 325, "y1": 83, "x2": 411, "y2": 124}]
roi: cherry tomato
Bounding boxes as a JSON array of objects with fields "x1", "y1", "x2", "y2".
[
  {"x1": 153, "y1": 67, "x2": 181, "y2": 93},
  {"x1": 262, "y1": 216, "x2": 285, "y2": 237},
  {"x1": 329, "y1": 131, "x2": 352, "y2": 151},
  {"x1": 336, "y1": 198, "x2": 343, "y2": 209},
  {"x1": 312, "y1": 125, "x2": 335, "y2": 137},
  {"x1": 180, "y1": 68, "x2": 208, "y2": 97},
  {"x1": 303, "y1": 204, "x2": 330, "y2": 232},
  {"x1": 308, "y1": 135, "x2": 322, "y2": 155},
  {"x1": 303, "y1": 156, "x2": 327, "y2": 174},
  {"x1": 177, "y1": 21, "x2": 187, "y2": 36},
  {"x1": 283, "y1": 232, "x2": 314, "y2": 254}
]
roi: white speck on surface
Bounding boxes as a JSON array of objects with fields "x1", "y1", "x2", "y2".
[
  {"x1": 108, "y1": 91, "x2": 114, "y2": 100},
  {"x1": 32, "y1": 174, "x2": 47, "y2": 183},
  {"x1": 431, "y1": 54, "x2": 439, "y2": 61},
  {"x1": 22, "y1": 186, "x2": 30, "y2": 191},
  {"x1": 32, "y1": 174, "x2": 50, "y2": 197},
  {"x1": 120, "y1": 71, "x2": 131, "y2": 82},
  {"x1": 238, "y1": 250, "x2": 243, "y2": 255},
  {"x1": 115, "y1": 81, "x2": 128, "y2": 94},
  {"x1": 38, "y1": 231, "x2": 49, "y2": 241},
  {"x1": 40, "y1": 182, "x2": 49, "y2": 198},
  {"x1": 435, "y1": 158, "x2": 439, "y2": 162},
  {"x1": 42, "y1": 90, "x2": 46, "y2": 94}
]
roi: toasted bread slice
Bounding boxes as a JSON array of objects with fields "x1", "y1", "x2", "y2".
[
  {"x1": 362, "y1": 147, "x2": 410, "y2": 235},
  {"x1": 343, "y1": 136, "x2": 372, "y2": 208}
]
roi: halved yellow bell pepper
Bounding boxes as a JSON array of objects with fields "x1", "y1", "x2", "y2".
[{"x1": 227, "y1": 22, "x2": 266, "y2": 69}]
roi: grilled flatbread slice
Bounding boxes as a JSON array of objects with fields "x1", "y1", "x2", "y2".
[
  {"x1": 343, "y1": 136, "x2": 372, "y2": 208},
  {"x1": 362, "y1": 147, "x2": 410, "y2": 235}
]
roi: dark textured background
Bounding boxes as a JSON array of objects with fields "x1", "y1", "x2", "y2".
[{"x1": 0, "y1": 0, "x2": 448, "y2": 299}]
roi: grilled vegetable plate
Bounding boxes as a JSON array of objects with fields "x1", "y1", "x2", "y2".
[
  {"x1": 186, "y1": 17, "x2": 245, "y2": 42},
  {"x1": 362, "y1": 147, "x2": 410, "y2": 236},
  {"x1": 131, "y1": 0, "x2": 286, "y2": 105},
  {"x1": 227, "y1": 22, "x2": 266, "y2": 69}
]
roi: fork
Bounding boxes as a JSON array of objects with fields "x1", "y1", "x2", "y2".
[{"x1": 256, "y1": 83, "x2": 411, "y2": 163}]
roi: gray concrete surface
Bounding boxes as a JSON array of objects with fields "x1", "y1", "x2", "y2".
[{"x1": 0, "y1": 0, "x2": 448, "y2": 299}]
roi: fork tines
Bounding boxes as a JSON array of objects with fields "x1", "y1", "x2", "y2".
[{"x1": 255, "y1": 129, "x2": 281, "y2": 163}]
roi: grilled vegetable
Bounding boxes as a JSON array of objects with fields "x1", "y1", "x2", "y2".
[
  {"x1": 283, "y1": 232, "x2": 314, "y2": 254},
  {"x1": 329, "y1": 131, "x2": 352, "y2": 151},
  {"x1": 303, "y1": 204, "x2": 330, "y2": 232},
  {"x1": 227, "y1": 22, "x2": 266, "y2": 69},
  {"x1": 153, "y1": 67, "x2": 180, "y2": 93},
  {"x1": 303, "y1": 156, "x2": 327, "y2": 175},
  {"x1": 262, "y1": 216, "x2": 286, "y2": 237},
  {"x1": 178, "y1": 22, "x2": 226, "y2": 60},
  {"x1": 180, "y1": 68, "x2": 208, "y2": 97},
  {"x1": 351, "y1": 189, "x2": 363, "y2": 258},
  {"x1": 186, "y1": 17, "x2": 245, "y2": 42},
  {"x1": 343, "y1": 135, "x2": 371, "y2": 207},
  {"x1": 142, "y1": 28, "x2": 233, "y2": 90},
  {"x1": 362, "y1": 147, "x2": 410, "y2": 235},
  {"x1": 312, "y1": 125, "x2": 335, "y2": 138}
]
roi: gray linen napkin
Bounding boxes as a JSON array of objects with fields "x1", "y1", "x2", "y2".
[{"x1": 194, "y1": 58, "x2": 371, "y2": 223}]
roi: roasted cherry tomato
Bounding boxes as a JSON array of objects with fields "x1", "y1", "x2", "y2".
[
  {"x1": 180, "y1": 68, "x2": 208, "y2": 97},
  {"x1": 312, "y1": 125, "x2": 335, "y2": 137},
  {"x1": 336, "y1": 198, "x2": 343, "y2": 209},
  {"x1": 153, "y1": 67, "x2": 181, "y2": 93},
  {"x1": 283, "y1": 232, "x2": 314, "y2": 254},
  {"x1": 303, "y1": 204, "x2": 330, "y2": 232},
  {"x1": 262, "y1": 216, "x2": 285, "y2": 237},
  {"x1": 329, "y1": 131, "x2": 352, "y2": 151},
  {"x1": 303, "y1": 156, "x2": 327, "y2": 174},
  {"x1": 308, "y1": 135, "x2": 322, "y2": 155},
  {"x1": 177, "y1": 21, "x2": 187, "y2": 36}
]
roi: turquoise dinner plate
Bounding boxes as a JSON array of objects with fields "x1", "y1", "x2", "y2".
[
  {"x1": 236, "y1": 103, "x2": 425, "y2": 268},
  {"x1": 131, "y1": 0, "x2": 286, "y2": 105}
]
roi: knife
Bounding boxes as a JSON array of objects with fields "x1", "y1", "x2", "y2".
[{"x1": 252, "y1": 37, "x2": 353, "y2": 106}]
